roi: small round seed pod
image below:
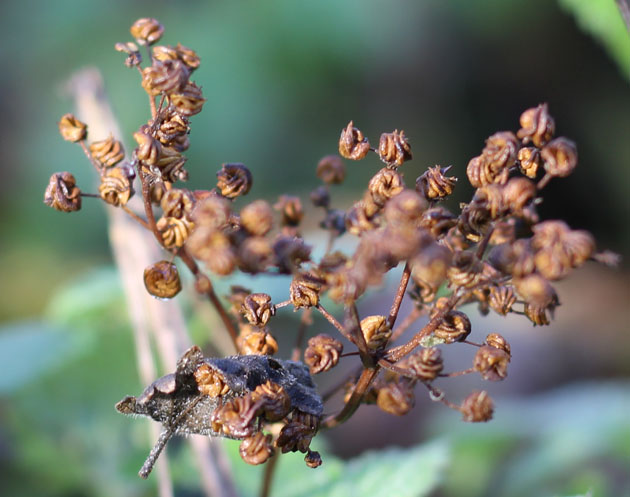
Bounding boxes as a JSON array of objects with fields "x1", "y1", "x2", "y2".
[
  {"x1": 141, "y1": 59, "x2": 189, "y2": 96},
  {"x1": 187, "y1": 227, "x2": 236, "y2": 275},
  {"x1": 240, "y1": 200, "x2": 273, "y2": 236},
  {"x1": 482, "y1": 131, "x2": 519, "y2": 174},
  {"x1": 473, "y1": 184, "x2": 506, "y2": 219},
  {"x1": 460, "y1": 390, "x2": 494, "y2": 422},
  {"x1": 376, "y1": 378, "x2": 415, "y2": 416},
  {"x1": 161, "y1": 188, "x2": 195, "y2": 219},
  {"x1": 447, "y1": 251, "x2": 483, "y2": 289},
  {"x1": 274, "y1": 195, "x2": 304, "y2": 227},
  {"x1": 89, "y1": 134, "x2": 125, "y2": 167},
  {"x1": 534, "y1": 246, "x2": 573, "y2": 280},
  {"x1": 156, "y1": 216, "x2": 193, "y2": 249},
  {"x1": 217, "y1": 163, "x2": 252, "y2": 199},
  {"x1": 473, "y1": 345, "x2": 510, "y2": 381},
  {"x1": 310, "y1": 186, "x2": 330, "y2": 208},
  {"x1": 513, "y1": 274, "x2": 557, "y2": 308},
  {"x1": 193, "y1": 363, "x2": 230, "y2": 397},
  {"x1": 99, "y1": 166, "x2": 134, "y2": 206},
  {"x1": 143, "y1": 260, "x2": 181, "y2": 299},
  {"x1": 114, "y1": 41, "x2": 142, "y2": 68},
  {"x1": 384, "y1": 189, "x2": 427, "y2": 227},
  {"x1": 517, "y1": 103, "x2": 555, "y2": 147},
  {"x1": 134, "y1": 127, "x2": 161, "y2": 165},
  {"x1": 541, "y1": 137, "x2": 577, "y2": 178},
  {"x1": 153, "y1": 43, "x2": 200, "y2": 71},
  {"x1": 211, "y1": 395, "x2": 261, "y2": 438},
  {"x1": 434, "y1": 310, "x2": 471, "y2": 343},
  {"x1": 488, "y1": 286, "x2": 516, "y2": 315},
  {"x1": 304, "y1": 334, "x2": 343, "y2": 374},
  {"x1": 237, "y1": 328, "x2": 278, "y2": 356},
  {"x1": 338, "y1": 121, "x2": 370, "y2": 160},
  {"x1": 169, "y1": 81, "x2": 206, "y2": 116},
  {"x1": 410, "y1": 242, "x2": 451, "y2": 292},
  {"x1": 155, "y1": 146, "x2": 188, "y2": 182},
  {"x1": 420, "y1": 207, "x2": 458, "y2": 238},
  {"x1": 276, "y1": 417, "x2": 316, "y2": 454},
  {"x1": 242, "y1": 293, "x2": 275, "y2": 327},
  {"x1": 192, "y1": 195, "x2": 231, "y2": 229},
  {"x1": 44, "y1": 172, "x2": 82, "y2": 212},
  {"x1": 360, "y1": 315, "x2": 392, "y2": 350},
  {"x1": 502, "y1": 177, "x2": 536, "y2": 215},
  {"x1": 290, "y1": 276, "x2": 321, "y2": 309},
  {"x1": 524, "y1": 304, "x2": 551, "y2": 326},
  {"x1": 485, "y1": 333, "x2": 511, "y2": 356},
  {"x1": 416, "y1": 165, "x2": 457, "y2": 200},
  {"x1": 344, "y1": 202, "x2": 377, "y2": 236},
  {"x1": 251, "y1": 380, "x2": 291, "y2": 422},
  {"x1": 368, "y1": 168, "x2": 404, "y2": 207},
  {"x1": 304, "y1": 450, "x2": 322, "y2": 468},
  {"x1": 378, "y1": 129, "x2": 412, "y2": 168},
  {"x1": 238, "y1": 236, "x2": 274, "y2": 274},
  {"x1": 316, "y1": 154, "x2": 346, "y2": 184},
  {"x1": 58, "y1": 114, "x2": 87, "y2": 143},
  {"x1": 130, "y1": 18, "x2": 164, "y2": 45},
  {"x1": 398, "y1": 347, "x2": 443, "y2": 382},
  {"x1": 156, "y1": 112, "x2": 189, "y2": 145},
  {"x1": 517, "y1": 147, "x2": 541, "y2": 178},
  {"x1": 227, "y1": 286, "x2": 252, "y2": 316},
  {"x1": 240, "y1": 432, "x2": 274, "y2": 465}
]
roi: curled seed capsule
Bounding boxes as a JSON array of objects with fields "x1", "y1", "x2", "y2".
[
  {"x1": 187, "y1": 227, "x2": 236, "y2": 275},
  {"x1": 211, "y1": 395, "x2": 261, "y2": 438},
  {"x1": 217, "y1": 163, "x2": 252, "y2": 199},
  {"x1": 239, "y1": 432, "x2": 274, "y2": 465},
  {"x1": 290, "y1": 276, "x2": 321, "y2": 309},
  {"x1": 153, "y1": 43, "x2": 200, "y2": 71},
  {"x1": 237, "y1": 327, "x2": 279, "y2": 356},
  {"x1": 240, "y1": 200, "x2": 273, "y2": 236},
  {"x1": 397, "y1": 347, "x2": 444, "y2": 382},
  {"x1": 360, "y1": 315, "x2": 392, "y2": 350},
  {"x1": 517, "y1": 147, "x2": 541, "y2": 178},
  {"x1": 304, "y1": 334, "x2": 343, "y2": 374},
  {"x1": 447, "y1": 251, "x2": 484, "y2": 288},
  {"x1": 420, "y1": 206, "x2": 457, "y2": 238},
  {"x1": 156, "y1": 216, "x2": 193, "y2": 249},
  {"x1": 143, "y1": 260, "x2": 181, "y2": 299},
  {"x1": 154, "y1": 146, "x2": 188, "y2": 182},
  {"x1": 141, "y1": 59, "x2": 189, "y2": 96},
  {"x1": 473, "y1": 345, "x2": 510, "y2": 381},
  {"x1": 169, "y1": 81, "x2": 206, "y2": 116},
  {"x1": 524, "y1": 304, "x2": 551, "y2": 326},
  {"x1": 513, "y1": 274, "x2": 557, "y2": 308},
  {"x1": 58, "y1": 114, "x2": 87, "y2": 143},
  {"x1": 89, "y1": 134, "x2": 125, "y2": 167},
  {"x1": 316, "y1": 154, "x2": 346, "y2": 184},
  {"x1": 99, "y1": 166, "x2": 134, "y2": 206},
  {"x1": 304, "y1": 450, "x2": 322, "y2": 468},
  {"x1": 482, "y1": 131, "x2": 519, "y2": 176},
  {"x1": 416, "y1": 165, "x2": 457, "y2": 200},
  {"x1": 368, "y1": 167, "x2": 404, "y2": 207},
  {"x1": 434, "y1": 310, "x2": 471, "y2": 343},
  {"x1": 272, "y1": 236, "x2": 312, "y2": 274},
  {"x1": 378, "y1": 129, "x2": 412, "y2": 168},
  {"x1": 541, "y1": 137, "x2": 577, "y2": 178},
  {"x1": 44, "y1": 172, "x2": 82, "y2": 213},
  {"x1": 238, "y1": 237, "x2": 274, "y2": 274},
  {"x1": 274, "y1": 195, "x2": 304, "y2": 227},
  {"x1": 410, "y1": 242, "x2": 451, "y2": 291},
  {"x1": 242, "y1": 293, "x2": 274, "y2": 327},
  {"x1": 193, "y1": 363, "x2": 230, "y2": 397},
  {"x1": 488, "y1": 286, "x2": 516, "y2": 315},
  {"x1": 251, "y1": 380, "x2": 291, "y2": 422},
  {"x1": 157, "y1": 112, "x2": 189, "y2": 146},
  {"x1": 161, "y1": 188, "x2": 195, "y2": 220},
  {"x1": 517, "y1": 103, "x2": 555, "y2": 147},
  {"x1": 384, "y1": 189, "x2": 427, "y2": 227},
  {"x1": 130, "y1": 17, "x2": 164, "y2": 45},
  {"x1": 485, "y1": 333, "x2": 511, "y2": 356},
  {"x1": 460, "y1": 390, "x2": 494, "y2": 422},
  {"x1": 191, "y1": 194, "x2": 231, "y2": 229},
  {"x1": 134, "y1": 127, "x2": 161, "y2": 165},
  {"x1": 503, "y1": 177, "x2": 536, "y2": 215},
  {"x1": 338, "y1": 121, "x2": 370, "y2": 160},
  {"x1": 376, "y1": 378, "x2": 415, "y2": 416}
]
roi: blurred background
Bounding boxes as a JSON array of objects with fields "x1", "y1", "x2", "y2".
[{"x1": 1, "y1": 1, "x2": 629, "y2": 496}]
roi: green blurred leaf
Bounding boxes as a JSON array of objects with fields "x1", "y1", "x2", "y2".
[{"x1": 559, "y1": 0, "x2": 630, "y2": 80}]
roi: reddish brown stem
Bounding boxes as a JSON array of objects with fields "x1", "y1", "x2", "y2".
[
  {"x1": 439, "y1": 367, "x2": 475, "y2": 378},
  {"x1": 260, "y1": 452, "x2": 279, "y2": 497},
  {"x1": 346, "y1": 303, "x2": 374, "y2": 368},
  {"x1": 139, "y1": 170, "x2": 167, "y2": 247},
  {"x1": 387, "y1": 262, "x2": 411, "y2": 329},
  {"x1": 79, "y1": 140, "x2": 103, "y2": 173},
  {"x1": 122, "y1": 204, "x2": 151, "y2": 230},
  {"x1": 322, "y1": 367, "x2": 379, "y2": 428},
  {"x1": 316, "y1": 304, "x2": 354, "y2": 343}
]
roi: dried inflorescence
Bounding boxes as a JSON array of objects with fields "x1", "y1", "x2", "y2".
[{"x1": 47, "y1": 17, "x2": 617, "y2": 482}]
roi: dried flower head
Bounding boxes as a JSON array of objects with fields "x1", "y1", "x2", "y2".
[
  {"x1": 44, "y1": 172, "x2": 81, "y2": 212},
  {"x1": 338, "y1": 121, "x2": 370, "y2": 160},
  {"x1": 251, "y1": 380, "x2": 291, "y2": 422},
  {"x1": 473, "y1": 345, "x2": 510, "y2": 381},
  {"x1": 169, "y1": 81, "x2": 206, "y2": 116},
  {"x1": 193, "y1": 363, "x2": 230, "y2": 397},
  {"x1": 143, "y1": 261, "x2": 182, "y2": 299},
  {"x1": 485, "y1": 333, "x2": 511, "y2": 356},
  {"x1": 376, "y1": 377, "x2": 415, "y2": 416},
  {"x1": 153, "y1": 43, "x2": 201, "y2": 71},
  {"x1": 517, "y1": 103, "x2": 555, "y2": 147},
  {"x1": 58, "y1": 114, "x2": 87, "y2": 143},
  {"x1": 141, "y1": 59, "x2": 189, "y2": 96},
  {"x1": 460, "y1": 390, "x2": 494, "y2": 422},
  {"x1": 360, "y1": 315, "x2": 392, "y2": 350},
  {"x1": 130, "y1": 17, "x2": 164, "y2": 45},
  {"x1": 236, "y1": 327, "x2": 279, "y2": 356},
  {"x1": 242, "y1": 293, "x2": 275, "y2": 327},
  {"x1": 541, "y1": 137, "x2": 577, "y2": 179},
  {"x1": 316, "y1": 154, "x2": 346, "y2": 184},
  {"x1": 304, "y1": 334, "x2": 343, "y2": 374},
  {"x1": 239, "y1": 432, "x2": 274, "y2": 465},
  {"x1": 217, "y1": 163, "x2": 253, "y2": 199},
  {"x1": 240, "y1": 200, "x2": 273, "y2": 236},
  {"x1": 397, "y1": 347, "x2": 444, "y2": 382},
  {"x1": 416, "y1": 166, "x2": 457, "y2": 200},
  {"x1": 99, "y1": 166, "x2": 135, "y2": 207},
  {"x1": 90, "y1": 134, "x2": 125, "y2": 167},
  {"x1": 434, "y1": 310, "x2": 471, "y2": 343},
  {"x1": 274, "y1": 195, "x2": 304, "y2": 227},
  {"x1": 378, "y1": 130, "x2": 412, "y2": 167}
]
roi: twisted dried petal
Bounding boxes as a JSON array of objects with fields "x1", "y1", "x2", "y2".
[
  {"x1": 368, "y1": 168, "x2": 404, "y2": 207},
  {"x1": 141, "y1": 59, "x2": 189, "y2": 96},
  {"x1": 169, "y1": 81, "x2": 206, "y2": 116},
  {"x1": 398, "y1": 347, "x2": 443, "y2": 382},
  {"x1": 517, "y1": 103, "x2": 555, "y2": 147},
  {"x1": 434, "y1": 310, "x2": 471, "y2": 343},
  {"x1": 44, "y1": 172, "x2": 81, "y2": 212},
  {"x1": 240, "y1": 200, "x2": 273, "y2": 236},
  {"x1": 58, "y1": 114, "x2": 87, "y2": 143},
  {"x1": 251, "y1": 380, "x2": 291, "y2": 421},
  {"x1": 376, "y1": 378, "x2": 415, "y2": 416},
  {"x1": 541, "y1": 138, "x2": 577, "y2": 178},
  {"x1": 316, "y1": 154, "x2": 346, "y2": 184},
  {"x1": 274, "y1": 195, "x2": 304, "y2": 227},
  {"x1": 99, "y1": 166, "x2": 134, "y2": 206},
  {"x1": 488, "y1": 286, "x2": 516, "y2": 315},
  {"x1": 517, "y1": 147, "x2": 541, "y2": 178},
  {"x1": 416, "y1": 166, "x2": 457, "y2": 200},
  {"x1": 242, "y1": 293, "x2": 274, "y2": 327},
  {"x1": 130, "y1": 18, "x2": 164, "y2": 45},
  {"x1": 485, "y1": 333, "x2": 511, "y2": 356},
  {"x1": 157, "y1": 216, "x2": 193, "y2": 249},
  {"x1": 338, "y1": 121, "x2": 370, "y2": 160},
  {"x1": 360, "y1": 315, "x2": 392, "y2": 350},
  {"x1": 89, "y1": 135, "x2": 125, "y2": 167},
  {"x1": 290, "y1": 276, "x2": 321, "y2": 308},
  {"x1": 217, "y1": 163, "x2": 252, "y2": 199},
  {"x1": 193, "y1": 363, "x2": 230, "y2": 397},
  {"x1": 304, "y1": 334, "x2": 343, "y2": 374},
  {"x1": 143, "y1": 260, "x2": 181, "y2": 299},
  {"x1": 461, "y1": 390, "x2": 494, "y2": 422},
  {"x1": 239, "y1": 433, "x2": 274, "y2": 465},
  {"x1": 473, "y1": 345, "x2": 509, "y2": 381},
  {"x1": 378, "y1": 129, "x2": 412, "y2": 167}
]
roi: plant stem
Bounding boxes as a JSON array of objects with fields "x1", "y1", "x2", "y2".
[
  {"x1": 122, "y1": 204, "x2": 151, "y2": 229},
  {"x1": 387, "y1": 262, "x2": 411, "y2": 329},
  {"x1": 322, "y1": 367, "x2": 379, "y2": 428},
  {"x1": 316, "y1": 304, "x2": 354, "y2": 343},
  {"x1": 260, "y1": 452, "x2": 280, "y2": 497}
]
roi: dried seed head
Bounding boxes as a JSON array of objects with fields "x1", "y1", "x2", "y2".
[
  {"x1": 502, "y1": 177, "x2": 536, "y2": 215},
  {"x1": 251, "y1": 380, "x2": 291, "y2": 421},
  {"x1": 192, "y1": 195, "x2": 231, "y2": 229},
  {"x1": 368, "y1": 167, "x2": 404, "y2": 207},
  {"x1": 488, "y1": 286, "x2": 516, "y2": 315},
  {"x1": 447, "y1": 251, "x2": 483, "y2": 288},
  {"x1": 99, "y1": 166, "x2": 135, "y2": 206},
  {"x1": 44, "y1": 172, "x2": 82, "y2": 212},
  {"x1": 360, "y1": 315, "x2": 392, "y2": 350},
  {"x1": 310, "y1": 186, "x2": 330, "y2": 208},
  {"x1": 134, "y1": 127, "x2": 162, "y2": 165},
  {"x1": 416, "y1": 166, "x2": 457, "y2": 200},
  {"x1": 239, "y1": 432, "x2": 274, "y2": 465},
  {"x1": 420, "y1": 207, "x2": 458, "y2": 238},
  {"x1": 410, "y1": 242, "x2": 451, "y2": 291},
  {"x1": 272, "y1": 236, "x2": 312, "y2": 273},
  {"x1": 384, "y1": 189, "x2": 427, "y2": 227},
  {"x1": 274, "y1": 195, "x2": 304, "y2": 227},
  {"x1": 532, "y1": 221, "x2": 595, "y2": 274},
  {"x1": 155, "y1": 146, "x2": 188, "y2": 182},
  {"x1": 304, "y1": 334, "x2": 343, "y2": 374},
  {"x1": 240, "y1": 200, "x2": 273, "y2": 236},
  {"x1": 487, "y1": 239, "x2": 535, "y2": 278},
  {"x1": 316, "y1": 154, "x2": 346, "y2": 184},
  {"x1": 169, "y1": 81, "x2": 206, "y2": 116},
  {"x1": 398, "y1": 347, "x2": 444, "y2": 382},
  {"x1": 187, "y1": 227, "x2": 236, "y2": 275},
  {"x1": 237, "y1": 328, "x2": 278, "y2": 356},
  {"x1": 376, "y1": 378, "x2": 415, "y2": 416},
  {"x1": 517, "y1": 147, "x2": 541, "y2": 178},
  {"x1": 143, "y1": 260, "x2": 181, "y2": 299},
  {"x1": 217, "y1": 163, "x2": 252, "y2": 199},
  {"x1": 485, "y1": 333, "x2": 511, "y2": 356},
  {"x1": 242, "y1": 293, "x2": 275, "y2": 327},
  {"x1": 156, "y1": 216, "x2": 193, "y2": 249},
  {"x1": 345, "y1": 202, "x2": 378, "y2": 236},
  {"x1": 473, "y1": 345, "x2": 510, "y2": 381},
  {"x1": 153, "y1": 43, "x2": 200, "y2": 71},
  {"x1": 513, "y1": 274, "x2": 557, "y2": 308},
  {"x1": 193, "y1": 363, "x2": 230, "y2": 397},
  {"x1": 304, "y1": 450, "x2": 322, "y2": 468},
  {"x1": 517, "y1": 103, "x2": 555, "y2": 147},
  {"x1": 141, "y1": 59, "x2": 189, "y2": 96},
  {"x1": 460, "y1": 390, "x2": 494, "y2": 422},
  {"x1": 114, "y1": 41, "x2": 142, "y2": 67},
  {"x1": 89, "y1": 135, "x2": 125, "y2": 167},
  {"x1": 161, "y1": 188, "x2": 195, "y2": 219},
  {"x1": 156, "y1": 112, "x2": 189, "y2": 146},
  {"x1": 524, "y1": 304, "x2": 551, "y2": 326},
  {"x1": 378, "y1": 129, "x2": 412, "y2": 168},
  {"x1": 290, "y1": 276, "x2": 321, "y2": 309},
  {"x1": 238, "y1": 236, "x2": 274, "y2": 274},
  {"x1": 58, "y1": 114, "x2": 87, "y2": 143},
  {"x1": 338, "y1": 121, "x2": 370, "y2": 160},
  {"x1": 276, "y1": 415, "x2": 318, "y2": 454},
  {"x1": 130, "y1": 18, "x2": 164, "y2": 45},
  {"x1": 211, "y1": 395, "x2": 261, "y2": 438},
  {"x1": 483, "y1": 131, "x2": 519, "y2": 174},
  {"x1": 434, "y1": 310, "x2": 471, "y2": 343},
  {"x1": 541, "y1": 137, "x2": 577, "y2": 178}
]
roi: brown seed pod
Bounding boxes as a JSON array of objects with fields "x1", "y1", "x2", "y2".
[
  {"x1": 416, "y1": 165, "x2": 457, "y2": 200},
  {"x1": 217, "y1": 163, "x2": 252, "y2": 199},
  {"x1": 274, "y1": 195, "x2": 304, "y2": 227},
  {"x1": 58, "y1": 114, "x2": 87, "y2": 143},
  {"x1": 460, "y1": 390, "x2": 494, "y2": 422},
  {"x1": 482, "y1": 131, "x2": 519, "y2": 175},
  {"x1": 99, "y1": 166, "x2": 134, "y2": 206},
  {"x1": 156, "y1": 216, "x2": 193, "y2": 249},
  {"x1": 242, "y1": 293, "x2": 275, "y2": 327},
  {"x1": 238, "y1": 236, "x2": 274, "y2": 274},
  {"x1": 290, "y1": 276, "x2": 321, "y2": 309},
  {"x1": 473, "y1": 345, "x2": 510, "y2": 381},
  {"x1": 160, "y1": 188, "x2": 195, "y2": 219},
  {"x1": 191, "y1": 194, "x2": 231, "y2": 229},
  {"x1": 153, "y1": 43, "x2": 200, "y2": 71},
  {"x1": 420, "y1": 207, "x2": 458, "y2": 238},
  {"x1": 304, "y1": 450, "x2": 322, "y2": 468},
  {"x1": 488, "y1": 286, "x2": 516, "y2": 315},
  {"x1": 114, "y1": 41, "x2": 142, "y2": 67},
  {"x1": 239, "y1": 432, "x2": 275, "y2": 465},
  {"x1": 272, "y1": 236, "x2": 312, "y2": 274},
  {"x1": 169, "y1": 81, "x2": 206, "y2": 116},
  {"x1": 251, "y1": 380, "x2": 291, "y2": 422},
  {"x1": 524, "y1": 304, "x2": 551, "y2": 326},
  {"x1": 187, "y1": 227, "x2": 236, "y2": 275},
  {"x1": 345, "y1": 201, "x2": 378, "y2": 236},
  {"x1": 434, "y1": 310, "x2": 471, "y2": 343},
  {"x1": 276, "y1": 415, "x2": 318, "y2": 454},
  {"x1": 130, "y1": 17, "x2": 164, "y2": 45},
  {"x1": 338, "y1": 121, "x2": 370, "y2": 160},
  {"x1": 89, "y1": 135, "x2": 125, "y2": 167},
  {"x1": 384, "y1": 189, "x2": 428, "y2": 227},
  {"x1": 156, "y1": 112, "x2": 189, "y2": 146},
  {"x1": 367, "y1": 167, "x2": 404, "y2": 207},
  {"x1": 376, "y1": 378, "x2": 415, "y2": 416},
  {"x1": 240, "y1": 200, "x2": 273, "y2": 236},
  {"x1": 517, "y1": 103, "x2": 555, "y2": 147},
  {"x1": 316, "y1": 154, "x2": 346, "y2": 184},
  {"x1": 310, "y1": 186, "x2": 330, "y2": 208},
  {"x1": 143, "y1": 260, "x2": 182, "y2": 299},
  {"x1": 304, "y1": 334, "x2": 343, "y2": 374},
  {"x1": 410, "y1": 242, "x2": 451, "y2": 290},
  {"x1": 141, "y1": 59, "x2": 189, "y2": 96},
  {"x1": 541, "y1": 137, "x2": 577, "y2": 178},
  {"x1": 502, "y1": 177, "x2": 536, "y2": 215},
  {"x1": 44, "y1": 172, "x2": 82, "y2": 213},
  {"x1": 193, "y1": 363, "x2": 230, "y2": 397},
  {"x1": 211, "y1": 395, "x2": 261, "y2": 438},
  {"x1": 397, "y1": 347, "x2": 444, "y2": 382},
  {"x1": 378, "y1": 129, "x2": 412, "y2": 168},
  {"x1": 513, "y1": 274, "x2": 557, "y2": 308},
  {"x1": 485, "y1": 333, "x2": 512, "y2": 356},
  {"x1": 517, "y1": 147, "x2": 541, "y2": 178},
  {"x1": 360, "y1": 315, "x2": 392, "y2": 350},
  {"x1": 447, "y1": 251, "x2": 483, "y2": 288},
  {"x1": 134, "y1": 127, "x2": 162, "y2": 166},
  {"x1": 154, "y1": 146, "x2": 188, "y2": 182},
  {"x1": 239, "y1": 328, "x2": 279, "y2": 356}
]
